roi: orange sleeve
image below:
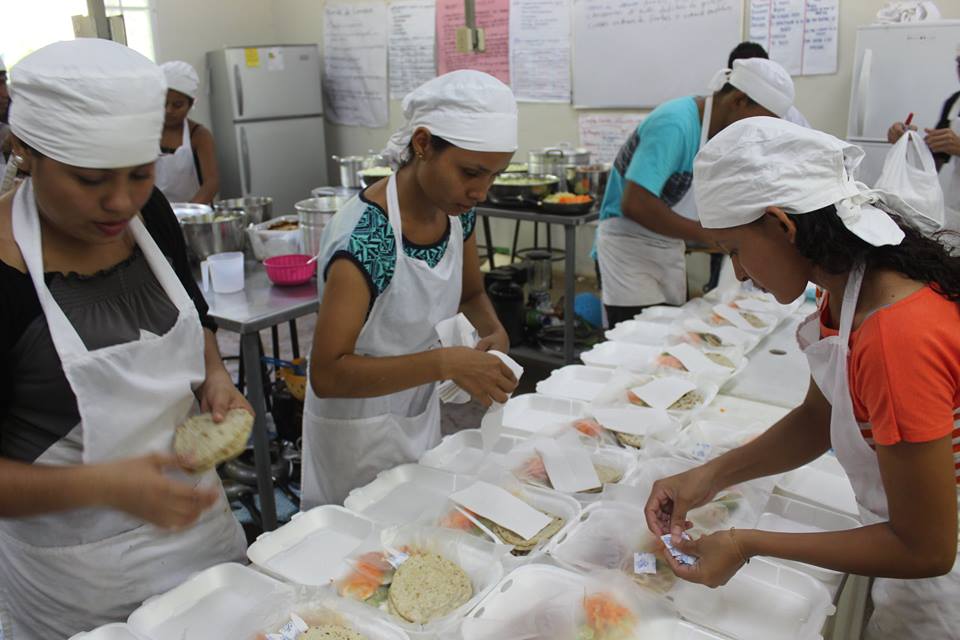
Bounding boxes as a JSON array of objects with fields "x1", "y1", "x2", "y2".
[{"x1": 851, "y1": 311, "x2": 958, "y2": 445}]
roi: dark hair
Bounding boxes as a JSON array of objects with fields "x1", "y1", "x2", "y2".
[
  {"x1": 728, "y1": 41, "x2": 769, "y2": 68},
  {"x1": 790, "y1": 205, "x2": 960, "y2": 301},
  {"x1": 401, "y1": 132, "x2": 452, "y2": 166}
]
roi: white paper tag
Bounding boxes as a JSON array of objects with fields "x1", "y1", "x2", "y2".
[
  {"x1": 691, "y1": 442, "x2": 713, "y2": 461},
  {"x1": 592, "y1": 406, "x2": 673, "y2": 437},
  {"x1": 664, "y1": 344, "x2": 731, "y2": 373},
  {"x1": 451, "y1": 481, "x2": 552, "y2": 540},
  {"x1": 629, "y1": 378, "x2": 697, "y2": 411},
  {"x1": 534, "y1": 439, "x2": 601, "y2": 493},
  {"x1": 634, "y1": 552, "x2": 657, "y2": 575},
  {"x1": 386, "y1": 551, "x2": 409, "y2": 569}
]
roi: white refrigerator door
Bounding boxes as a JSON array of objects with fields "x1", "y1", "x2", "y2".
[
  {"x1": 224, "y1": 45, "x2": 323, "y2": 121},
  {"x1": 236, "y1": 117, "x2": 328, "y2": 213},
  {"x1": 847, "y1": 21, "x2": 960, "y2": 141}
]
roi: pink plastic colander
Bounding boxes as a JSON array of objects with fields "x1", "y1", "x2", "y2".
[{"x1": 263, "y1": 254, "x2": 316, "y2": 286}]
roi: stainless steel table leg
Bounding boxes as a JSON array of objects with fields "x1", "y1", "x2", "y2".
[
  {"x1": 241, "y1": 332, "x2": 278, "y2": 531},
  {"x1": 564, "y1": 225, "x2": 576, "y2": 364}
]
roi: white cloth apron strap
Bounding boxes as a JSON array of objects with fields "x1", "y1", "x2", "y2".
[
  {"x1": 154, "y1": 120, "x2": 200, "y2": 204},
  {"x1": 12, "y1": 179, "x2": 195, "y2": 360}
]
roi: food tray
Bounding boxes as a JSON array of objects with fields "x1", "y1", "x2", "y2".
[
  {"x1": 419, "y1": 429, "x2": 526, "y2": 474},
  {"x1": 501, "y1": 393, "x2": 588, "y2": 436},
  {"x1": 776, "y1": 454, "x2": 860, "y2": 519},
  {"x1": 604, "y1": 319, "x2": 674, "y2": 345},
  {"x1": 460, "y1": 564, "x2": 680, "y2": 639},
  {"x1": 757, "y1": 495, "x2": 860, "y2": 594},
  {"x1": 69, "y1": 624, "x2": 148, "y2": 640},
  {"x1": 126, "y1": 563, "x2": 294, "y2": 639},
  {"x1": 344, "y1": 464, "x2": 471, "y2": 524},
  {"x1": 671, "y1": 557, "x2": 835, "y2": 640},
  {"x1": 580, "y1": 341, "x2": 660, "y2": 370},
  {"x1": 247, "y1": 505, "x2": 379, "y2": 586},
  {"x1": 535, "y1": 365, "x2": 615, "y2": 403}
]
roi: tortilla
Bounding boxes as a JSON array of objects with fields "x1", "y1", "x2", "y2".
[
  {"x1": 705, "y1": 352, "x2": 736, "y2": 369},
  {"x1": 670, "y1": 390, "x2": 703, "y2": 411},
  {"x1": 581, "y1": 464, "x2": 624, "y2": 494},
  {"x1": 742, "y1": 311, "x2": 767, "y2": 328},
  {"x1": 615, "y1": 432, "x2": 645, "y2": 449},
  {"x1": 695, "y1": 332, "x2": 724, "y2": 347},
  {"x1": 387, "y1": 553, "x2": 473, "y2": 624},
  {"x1": 302, "y1": 625, "x2": 366, "y2": 640},
  {"x1": 488, "y1": 515, "x2": 566, "y2": 556},
  {"x1": 174, "y1": 408, "x2": 253, "y2": 471}
]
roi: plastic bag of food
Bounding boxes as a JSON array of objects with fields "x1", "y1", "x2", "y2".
[{"x1": 253, "y1": 587, "x2": 411, "y2": 640}]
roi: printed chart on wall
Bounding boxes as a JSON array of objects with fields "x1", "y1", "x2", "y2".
[
  {"x1": 572, "y1": 0, "x2": 744, "y2": 108},
  {"x1": 509, "y1": 0, "x2": 572, "y2": 102},
  {"x1": 323, "y1": 1, "x2": 389, "y2": 127},
  {"x1": 436, "y1": 0, "x2": 510, "y2": 85},
  {"x1": 388, "y1": 0, "x2": 436, "y2": 98},
  {"x1": 578, "y1": 112, "x2": 646, "y2": 164},
  {"x1": 749, "y1": 0, "x2": 838, "y2": 76}
]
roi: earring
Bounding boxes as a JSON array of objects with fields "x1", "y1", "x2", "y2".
[{"x1": 417, "y1": 153, "x2": 425, "y2": 161}]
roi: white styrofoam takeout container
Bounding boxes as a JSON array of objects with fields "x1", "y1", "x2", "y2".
[
  {"x1": 69, "y1": 624, "x2": 148, "y2": 640},
  {"x1": 535, "y1": 365, "x2": 616, "y2": 403},
  {"x1": 501, "y1": 393, "x2": 588, "y2": 436},
  {"x1": 604, "y1": 319, "x2": 674, "y2": 345},
  {"x1": 776, "y1": 453, "x2": 860, "y2": 519},
  {"x1": 580, "y1": 341, "x2": 660, "y2": 370},
  {"x1": 247, "y1": 505, "x2": 379, "y2": 586}
]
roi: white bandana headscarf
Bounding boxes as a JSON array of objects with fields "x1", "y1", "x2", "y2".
[
  {"x1": 382, "y1": 70, "x2": 518, "y2": 164},
  {"x1": 9, "y1": 39, "x2": 166, "y2": 169},
  {"x1": 694, "y1": 117, "x2": 906, "y2": 247},
  {"x1": 161, "y1": 60, "x2": 199, "y2": 100}
]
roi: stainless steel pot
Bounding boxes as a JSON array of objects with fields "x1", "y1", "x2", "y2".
[
  {"x1": 170, "y1": 202, "x2": 213, "y2": 223},
  {"x1": 331, "y1": 155, "x2": 366, "y2": 188},
  {"x1": 213, "y1": 197, "x2": 273, "y2": 225},
  {"x1": 486, "y1": 174, "x2": 560, "y2": 207},
  {"x1": 528, "y1": 144, "x2": 591, "y2": 176},
  {"x1": 179, "y1": 212, "x2": 247, "y2": 260},
  {"x1": 296, "y1": 197, "x2": 343, "y2": 258},
  {"x1": 564, "y1": 163, "x2": 611, "y2": 199},
  {"x1": 358, "y1": 168, "x2": 394, "y2": 188}
]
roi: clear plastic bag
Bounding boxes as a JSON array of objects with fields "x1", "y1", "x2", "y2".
[{"x1": 253, "y1": 587, "x2": 410, "y2": 640}]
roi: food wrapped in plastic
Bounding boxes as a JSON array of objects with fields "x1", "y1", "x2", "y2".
[
  {"x1": 504, "y1": 436, "x2": 629, "y2": 497},
  {"x1": 254, "y1": 589, "x2": 411, "y2": 640}
]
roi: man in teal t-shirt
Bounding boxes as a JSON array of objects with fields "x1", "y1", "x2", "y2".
[{"x1": 595, "y1": 58, "x2": 795, "y2": 327}]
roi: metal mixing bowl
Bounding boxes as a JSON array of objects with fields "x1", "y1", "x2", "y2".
[
  {"x1": 179, "y1": 212, "x2": 247, "y2": 260},
  {"x1": 213, "y1": 197, "x2": 273, "y2": 225}
]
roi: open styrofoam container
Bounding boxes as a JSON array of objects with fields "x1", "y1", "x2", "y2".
[
  {"x1": 69, "y1": 624, "x2": 148, "y2": 640},
  {"x1": 580, "y1": 341, "x2": 660, "y2": 370},
  {"x1": 646, "y1": 344, "x2": 750, "y2": 390},
  {"x1": 757, "y1": 494, "x2": 861, "y2": 594},
  {"x1": 677, "y1": 317, "x2": 761, "y2": 355},
  {"x1": 535, "y1": 365, "x2": 615, "y2": 403},
  {"x1": 419, "y1": 429, "x2": 525, "y2": 475},
  {"x1": 344, "y1": 464, "x2": 473, "y2": 524},
  {"x1": 604, "y1": 319, "x2": 674, "y2": 345},
  {"x1": 675, "y1": 620, "x2": 736, "y2": 639},
  {"x1": 670, "y1": 420, "x2": 765, "y2": 463},
  {"x1": 335, "y1": 525, "x2": 507, "y2": 639},
  {"x1": 127, "y1": 563, "x2": 295, "y2": 639},
  {"x1": 670, "y1": 557, "x2": 835, "y2": 640},
  {"x1": 590, "y1": 370, "x2": 720, "y2": 429},
  {"x1": 776, "y1": 454, "x2": 860, "y2": 519},
  {"x1": 460, "y1": 564, "x2": 681, "y2": 639},
  {"x1": 247, "y1": 505, "x2": 379, "y2": 586},
  {"x1": 636, "y1": 305, "x2": 688, "y2": 323},
  {"x1": 501, "y1": 393, "x2": 588, "y2": 436},
  {"x1": 496, "y1": 484, "x2": 582, "y2": 568},
  {"x1": 704, "y1": 304, "x2": 779, "y2": 336}
]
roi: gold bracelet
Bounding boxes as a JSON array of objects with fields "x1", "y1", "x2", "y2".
[{"x1": 729, "y1": 527, "x2": 750, "y2": 565}]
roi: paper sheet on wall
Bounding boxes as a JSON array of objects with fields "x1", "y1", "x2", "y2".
[
  {"x1": 388, "y1": 0, "x2": 436, "y2": 99},
  {"x1": 578, "y1": 112, "x2": 645, "y2": 165},
  {"x1": 436, "y1": 0, "x2": 510, "y2": 85},
  {"x1": 323, "y1": 1, "x2": 389, "y2": 127},
  {"x1": 749, "y1": 0, "x2": 838, "y2": 76},
  {"x1": 509, "y1": 0, "x2": 571, "y2": 102}
]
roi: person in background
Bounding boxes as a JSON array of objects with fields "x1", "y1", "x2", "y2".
[
  {"x1": 646, "y1": 117, "x2": 960, "y2": 639},
  {"x1": 888, "y1": 43, "x2": 960, "y2": 222},
  {"x1": 0, "y1": 40, "x2": 248, "y2": 637},
  {"x1": 155, "y1": 60, "x2": 219, "y2": 205},
  {"x1": 727, "y1": 41, "x2": 810, "y2": 128},
  {"x1": 302, "y1": 71, "x2": 518, "y2": 508},
  {"x1": 0, "y1": 56, "x2": 11, "y2": 173},
  {"x1": 594, "y1": 58, "x2": 794, "y2": 327}
]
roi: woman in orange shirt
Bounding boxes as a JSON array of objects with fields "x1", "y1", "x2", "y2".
[{"x1": 645, "y1": 117, "x2": 960, "y2": 639}]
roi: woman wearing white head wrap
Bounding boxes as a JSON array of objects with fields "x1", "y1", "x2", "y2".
[
  {"x1": 0, "y1": 40, "x2": 247, "y2": 637},
  {"x1": 301, "y1": 70, "x2": 519, "y2": 507},
  {"x1": 155, "y1": 60, "x2": 220, "y2": 204},
  {"x1": 646, "y1": 117, "x2": 960, "y2": 640}
]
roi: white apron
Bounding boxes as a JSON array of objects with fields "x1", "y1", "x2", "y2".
[
  {"x1": 300, "y1": 173, "x2": 462, "y2": 508},
  {"x1": 596, "y1": 97, "x2": 709, "y2": 308},
  {"x1": 0, "y1": 180, "x2": 246, "y2": 639},
  {"x1": 939, "y1": 97, "x2": 960, "y2": 231},
  {"x1": 797, "y1": 265, "x2": 960, "y2": 639},
  {"x1": 154, "y1": 120, "x2": 201, "y2": 204}
]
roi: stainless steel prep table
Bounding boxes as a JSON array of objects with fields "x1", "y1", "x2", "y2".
[
  {"x1": 474, "y1": 205, "x2": 599, "y2": 365},
  {"x1": 201, "y1": 262, "x2": 318, "y2": 531}
]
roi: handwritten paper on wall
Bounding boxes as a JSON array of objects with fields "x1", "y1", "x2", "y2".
[
  {"x1": 388, "y1": 0, "x2": 436, "y2": 99},
  {"x1": 578, "y1": 113, "x2": 645, "y2": 165},
  {"x1": 749, "y1": 0, "x2": 838, "y2": 76},
  {"x1": 572, "y1": 0, "x2": 743, "y2": 108},
  {"x1": 323, "y1": 1, "x2": 389, "y2": 127},
  {"x1": 509, "y1": 0, "x2": 571, "y2": 102},
  {"x1": 436, "y1": 0, "x2": 510, "y2": 85}
]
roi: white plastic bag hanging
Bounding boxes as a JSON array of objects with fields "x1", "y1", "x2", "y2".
[{"x1": 874, "y1": 130, "x2": 945, "y2": 235}]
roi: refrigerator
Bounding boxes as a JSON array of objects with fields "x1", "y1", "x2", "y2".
[
  {"x1": 207, "y1": 45, "x2": 328, "y2": 213},
  {"x1": 846, "y1": 21, "x2": 960, "y2": 186}
]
